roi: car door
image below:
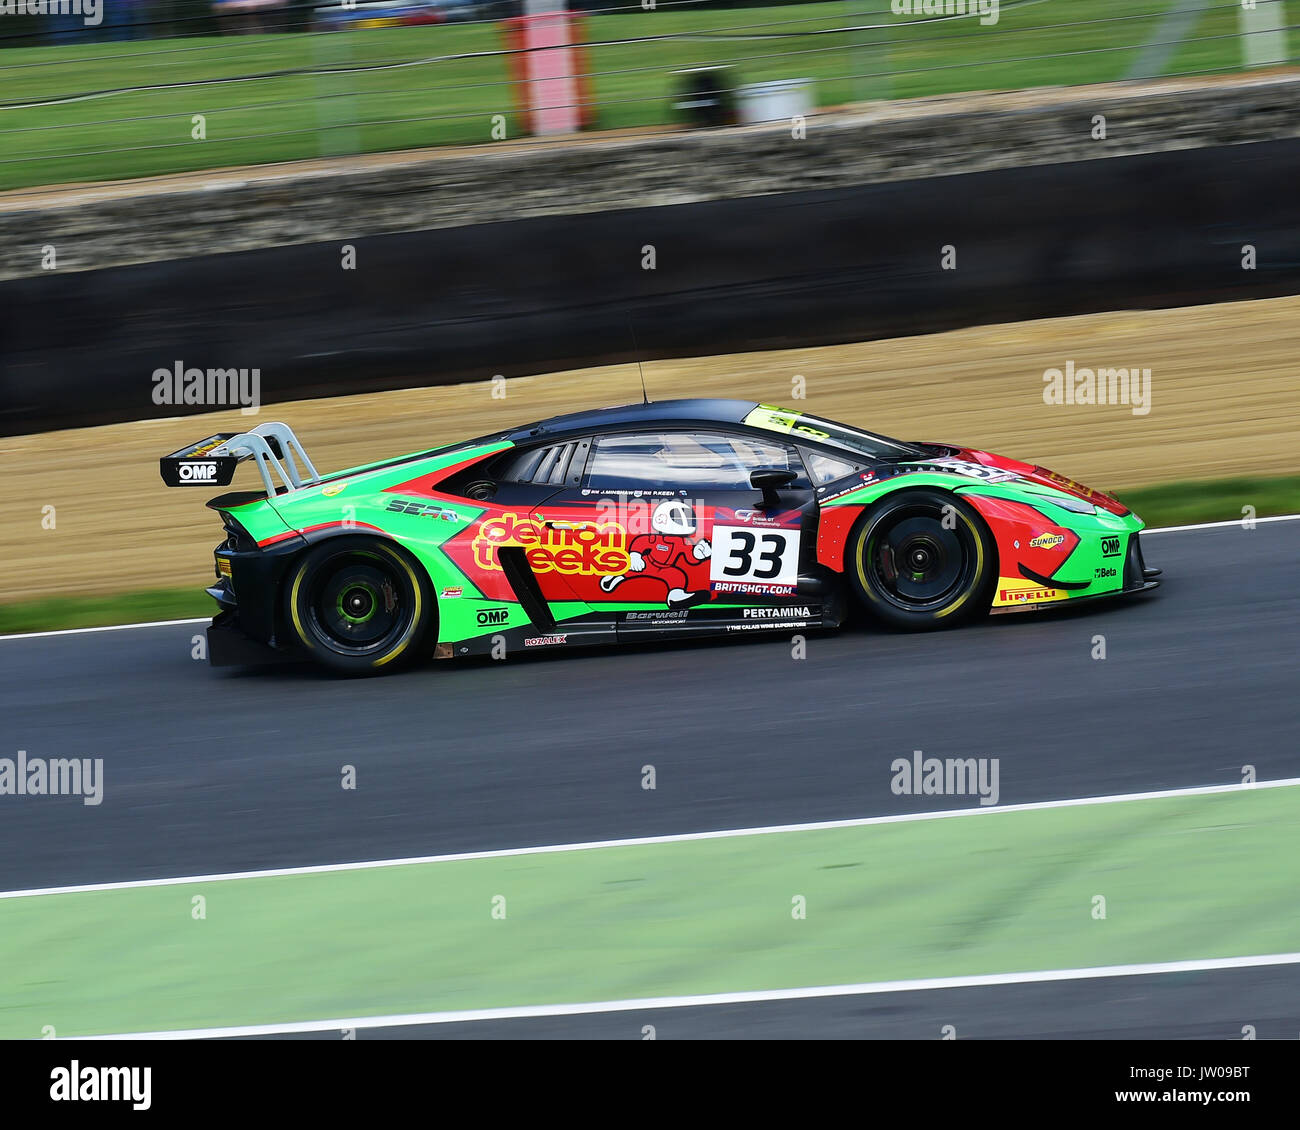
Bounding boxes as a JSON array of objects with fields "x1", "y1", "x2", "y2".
[{"x1": 535, "y1": 429, "x2": 820, "y2": 637}]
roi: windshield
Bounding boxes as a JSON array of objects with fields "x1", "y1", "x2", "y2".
[{"x1": 742, "y1": 405, "x2": 922, "y2": 461}]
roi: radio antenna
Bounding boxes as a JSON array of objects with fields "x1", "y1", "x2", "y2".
[{"x1": 626, "y1": 315, "x2": 650, "y2": 404}]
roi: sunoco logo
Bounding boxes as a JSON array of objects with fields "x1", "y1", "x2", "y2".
[{"x1": 1029, "y1": 533, "x2": 1065, "y2": 550}]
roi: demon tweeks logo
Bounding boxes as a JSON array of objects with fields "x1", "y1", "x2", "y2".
[
  {"x1": 472, "y1": 513, "x2": 630, "y2": 575},
  {"x1": 50, "y1": 1061, "x2": 151, "y2": 1111}
]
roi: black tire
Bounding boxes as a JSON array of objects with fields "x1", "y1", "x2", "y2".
[
  {"x1": 284, "y1": 537, "x2": 435, "y2": 675},
  {"x1": 847, "y1": 489, "x2": 996, "y2": 630}
]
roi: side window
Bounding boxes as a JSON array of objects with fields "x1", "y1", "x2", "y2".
[
  {"x1": 802, "y1": 448, "x2": 866, "y2": 486},
  {"x1": 585, "y1": 432, "x2": 808, "y2": 491}
]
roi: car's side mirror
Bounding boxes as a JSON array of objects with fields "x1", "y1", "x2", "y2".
[{"x1": 750, "y1": 467, "x2": 798, "y2": 509}]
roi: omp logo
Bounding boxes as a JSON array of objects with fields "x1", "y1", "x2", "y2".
[
  {"x1": 1028, "y1": 532, "x2": 1065, "y2": 550},
  {"x1": 472, "y1": 513, "x2": 630, "y2": 576},
  {"x1": 1101, "y1": 535, "x2": 1122, "y2": 557},
  {"x1": 476, "y1": 608, "x2": 509, "y2": 626},
  {"x1": 178, "y1": 462, "x2": 217, "y2": 481}
]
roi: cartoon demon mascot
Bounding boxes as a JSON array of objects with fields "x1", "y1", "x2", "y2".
[{"x1": 600, "y1": 500, "x2": 712, "y2": 610}]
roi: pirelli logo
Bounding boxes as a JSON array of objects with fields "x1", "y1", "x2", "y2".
[{"x1": 998, "y1": 586, "x2": 1059, "y2": 604}]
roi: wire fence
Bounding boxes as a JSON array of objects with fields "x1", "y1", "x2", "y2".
[{"x1": 0, "y1": 0, "x2": 1293, "y2": 193}]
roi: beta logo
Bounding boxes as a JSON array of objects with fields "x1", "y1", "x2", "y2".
[
  {"x1": 476, "y1": 607, "x2": 509, "y2": 626},
  {"x1": 178, "y1": 461, "x2": 217, "y2": 481},
  {"x1": 1100, "y1": 535, "x2": 1122, "y2": 557}
]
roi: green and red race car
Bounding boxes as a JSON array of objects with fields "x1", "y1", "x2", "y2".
[{"x1": 160, "y1": 399, "x2": 1159, "y2": 674}]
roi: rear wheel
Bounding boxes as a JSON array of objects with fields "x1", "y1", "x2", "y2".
[
  {"x1": 285, "y1": 538, "x2": 434, "y2": 674},
  {"x1": 848, "y1": 490, "x2": 995, "y2": 630}
]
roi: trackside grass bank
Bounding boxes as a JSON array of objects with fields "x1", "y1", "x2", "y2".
[{"x1": 0, "y1": 1, "x2": 1278, "y2": 190}]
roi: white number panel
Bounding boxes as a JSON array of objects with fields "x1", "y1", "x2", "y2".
[{"x1": 709, "y1": 525, "x2": 800, "y2": 595}]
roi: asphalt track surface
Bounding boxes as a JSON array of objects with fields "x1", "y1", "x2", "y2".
[
  {"x1": 3, "y1": 519, "x2": 1298, "y2": 1038},
  {"x1": 240, "y1": 966, "x2": 1299, "y2": 1041}
]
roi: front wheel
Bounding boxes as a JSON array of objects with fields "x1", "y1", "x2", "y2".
[
  {"x1": 847, "y1": 490, "x2": 995, "y2": 630},
  {"x1": 284, "y1": 538, "x2": 434, "y2": 674}
]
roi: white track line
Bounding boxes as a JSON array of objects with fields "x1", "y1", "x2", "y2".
[
  {"x1": 2, "y1": 514, "x2": 1296, "y2": 643},
  {"x1": 0, "y1": 617, "x2": 208, "y2": 642},
  {"x1": 84, "y1": 951, "x2": 1300, "y2": 1039},
  {"x1": 1142, "y1": 514, "x2": 1300, "y2": 535},
  {"x1": 4, "y1": 777, "x2": 1296, "y2": 902}
]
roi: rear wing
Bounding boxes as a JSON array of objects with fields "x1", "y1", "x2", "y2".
[{"x1": 159, "y1": 422, "x2": 322, "y2": 496}]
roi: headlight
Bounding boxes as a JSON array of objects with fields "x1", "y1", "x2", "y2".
[{"x1": 1041, "y1": 495, "x2": 1096, "y2": 515}]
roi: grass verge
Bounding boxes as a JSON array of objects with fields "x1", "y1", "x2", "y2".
[{"x1": 0, "y1": 1, "x2": 1265, "y2": 191}]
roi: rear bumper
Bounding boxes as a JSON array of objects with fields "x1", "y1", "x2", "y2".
[{"x1": 205, "y1": 535, "x2": 306, "y2": 665}]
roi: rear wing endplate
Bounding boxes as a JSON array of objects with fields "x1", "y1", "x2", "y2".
[{"x1": 160, "y1": 422, "x2": 322, "y2": 496}]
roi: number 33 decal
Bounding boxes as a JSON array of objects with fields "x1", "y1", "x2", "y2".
[{"x1": 710, "y1": 526, "x2": 800, "y2": 589}]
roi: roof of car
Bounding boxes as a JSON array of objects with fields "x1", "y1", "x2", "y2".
[{"x1": 506, "y1": 398, "x2": 760, "y2": 441}]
